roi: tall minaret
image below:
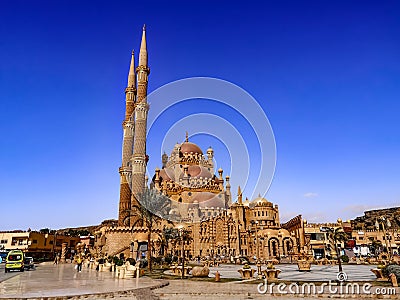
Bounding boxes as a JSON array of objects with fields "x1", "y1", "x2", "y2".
[
  {"x1": 118, "y1": 50, "x2": 137, "y2": 226},
  {"x1": 131, "y1": 25, "x2": 150, "y2": 215}
]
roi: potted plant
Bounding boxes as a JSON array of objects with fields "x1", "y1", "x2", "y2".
[
  {"x1": 115, "y1": 259, "x2": 125, "y2": 278},
  {"x1": 297, "y1": 252, "x2": 312, "y2": 272},
  {"x1": 97, "y1": 258, "x2": 105, "y2": 271},
  {"x1": 267, "y1": 262, "x2": 275, "y2": 269},
  {"x1": 262, "y1": 262, "x2": 281, "y2": 279},
  {"x1": 238, "y1": 263, "x2": 256, "y2": 279}
]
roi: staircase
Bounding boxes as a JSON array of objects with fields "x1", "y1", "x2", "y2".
[{"x1": 109, "y1": 245, "x2": 130, "y2": 257}]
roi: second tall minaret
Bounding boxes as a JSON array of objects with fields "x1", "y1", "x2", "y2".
[
  {"x1": 131, "y1": 25, "x2": 150, "y2": 216},
  {"x1": 118, "y1": 50, "x2": 136, "y2": 226}
]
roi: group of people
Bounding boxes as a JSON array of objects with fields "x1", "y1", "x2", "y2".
[
  {"x1": 73, "y1": 254, "x2": 96, "y2": 272},
  {"x1": 51, "y1": 252, "x2": 91, "y2": 272}
]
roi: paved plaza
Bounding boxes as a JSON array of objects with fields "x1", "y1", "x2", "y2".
[
  {"x1": 206, "y1": 263, "x2": 377, "y2": 281},
  {"x1": 0, "y1": 263, "x2": 398, "y2": 299},
  {"x1": 0, "y1": 262, "x2": 166, "y2": 299}
]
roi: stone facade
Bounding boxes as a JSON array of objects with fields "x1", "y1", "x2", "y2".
[
  {"x1": 150, "y1": 133, "x2": 231, "y2": 221},
  {"x1": 93, "y1": 27, "x2": 301, "y2": 262},
  {"x1": 96, "y1": 28, "x2": 400, "y2": 262}
]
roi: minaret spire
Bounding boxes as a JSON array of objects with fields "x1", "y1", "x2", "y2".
[
  {"x1": 138, "y1": 25, "x2": 147, "y2": 67},
  {"x1": 238, "y1": 186, "x2": 243, "y2": 205},
  {"x1": 136, "y1": 24, "x2": 150, "y2": 104},
  {"x1": 124, "y1": 50, "x2": 137, "y2": 121},
  {"x1": 127, "y1": 50, "x2": 136, "y2": 88}
]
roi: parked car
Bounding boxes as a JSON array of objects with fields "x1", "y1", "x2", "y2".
[
  {"x1": 0, "y1": 252, "x2": 7, "y2": 263},
  {"x1": 24, "y1": 257, "x2": 35, "y2": 270},
  {"x1": 5, "y1": 250, "x2": 24, "y2": 273},
  {"x1": 235, "y1": 256, "x2": 249, "y2": 264}
]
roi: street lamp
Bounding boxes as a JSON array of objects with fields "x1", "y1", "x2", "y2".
[
  {"x1": 237, "y1": 223, "x2": 241, "y2": 257},
  {"x1": 250, "y1": 221, "x2": 264, "y2": 279},
  {"x1": 375, "y1": 217, "x2": 392, "y2": 261},
  {"x1": 249, "y1": 221, "x2": 260, "y2": 261},
  {"x1": 177, "y1": 225, "x2": 185, "y2": 279},
  {"x1": 53, "y1": 232, "x2": 57, "y2": 260},
  {"x1": 130, "y1": 242, "x2": 135, "y2": 259}
]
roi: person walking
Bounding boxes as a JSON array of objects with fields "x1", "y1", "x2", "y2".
[
  {"x1": 76, "y1": 255, "x2": 83, "y2": 272},
  {"x1": 89, "y1": 256, "x2": 94, "y2": 269},
  {"x1": 53, "y1": 254, "x2": 58, "y2": 265}
]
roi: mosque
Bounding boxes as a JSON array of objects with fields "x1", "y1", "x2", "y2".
[{"x1": 94, "y1": 27, "x2": 301, "y2": 261}]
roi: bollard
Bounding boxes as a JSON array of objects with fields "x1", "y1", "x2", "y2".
[
  {"x1": 215, "y1": 271, "x2": 221, "y2": 282},
  {"x1": 389, "y1": 273, "x2": 398, "y2": 287}
]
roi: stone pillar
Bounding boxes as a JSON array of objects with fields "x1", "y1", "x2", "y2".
[
  {"x1": 133, "y1": 241, "x2": 139, "y2": 260},
  {"x1": 60, "y1": 242, "x2": 68, "y2": 263},
  {"x1": 279, "y1": 240, "x2": 284, "y2": 258}
]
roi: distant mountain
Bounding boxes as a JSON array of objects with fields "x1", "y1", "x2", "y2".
[{"x1": 352, "y1": 207, "x2": 400, "y2": 230}]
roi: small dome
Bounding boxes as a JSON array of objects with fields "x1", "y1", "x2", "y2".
[
  {"x1": 187, "y1": 192, "x2": 225, "y2": 209},
  {"x1": 180, "y1": 141, "x2": 203, "y2": 155},
  {"x1": 179, "y1": 165, "x2": 212, "y2": 179},
  {"x1": 159, "y1": 168, "x2": 175, "y2": 181},
  {"x1": 250, "y1": 195, "x2": 273, "y2": 208}
]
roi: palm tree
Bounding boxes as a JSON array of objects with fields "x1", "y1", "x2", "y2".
[
  {"x1": 369, "y1": 238, "x2": 382, "y2": 256},
  {"x1": 162, "y1": 226, "x2": 192, "y2": 278},
  {"x1": 163, "y1": 227, "x2": 192, "y2": 257},
  {"x1": 163, "y1": 226, "x2": 180, "y2": 256},
  {"x1": 325, "y1": 227, "x2": 348, "y2": 273},
  {"x1": 130, "y1": 188, "x2": 171, "y2": 272}
]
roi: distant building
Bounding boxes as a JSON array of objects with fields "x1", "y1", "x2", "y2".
[
  {"x1": 351, "y1": 207, "x2": 400, "y2": 256},
  {"x1": 0, "y1": 230, "x2": 80, "y2": 260},
  {"x1": 303, "y1": 219, "x2": 351, "y2": 259}
]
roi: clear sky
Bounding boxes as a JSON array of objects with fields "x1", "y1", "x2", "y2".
[{"x1": 1, "y1": 0, "x2": 399, "y2": 230}]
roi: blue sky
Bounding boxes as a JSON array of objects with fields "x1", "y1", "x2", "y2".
[{"x1": 1, "y1": 0, "x2": 399, "y2": 230}]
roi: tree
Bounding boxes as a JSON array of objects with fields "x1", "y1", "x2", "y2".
[
  {"x1": 323, "y1": 227, "x2": 348, "y2": 273},
  {"x1": 129, "y1": 188, "x2": 171, "y2": 272},
  {"x1": 370, "y1": 238, "x2": 382, "y2": 256},
  {"x1": 163, "y1": 226, "x2": 179, "y2": 256},
  {"x1": 163, "y1": 227, "x2": 192, "y2": 258},
  {"x1": 162, "y1": 226, "x2": 192, "y2": 279}
]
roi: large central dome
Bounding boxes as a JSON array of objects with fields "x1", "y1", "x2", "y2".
[{"x1": 180, "y1": 141, "x2": 203, "y2": 155}]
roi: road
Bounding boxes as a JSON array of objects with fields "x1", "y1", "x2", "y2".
[{"x1": 0, "y1": 262, "x2": 25, "y2": 283}]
